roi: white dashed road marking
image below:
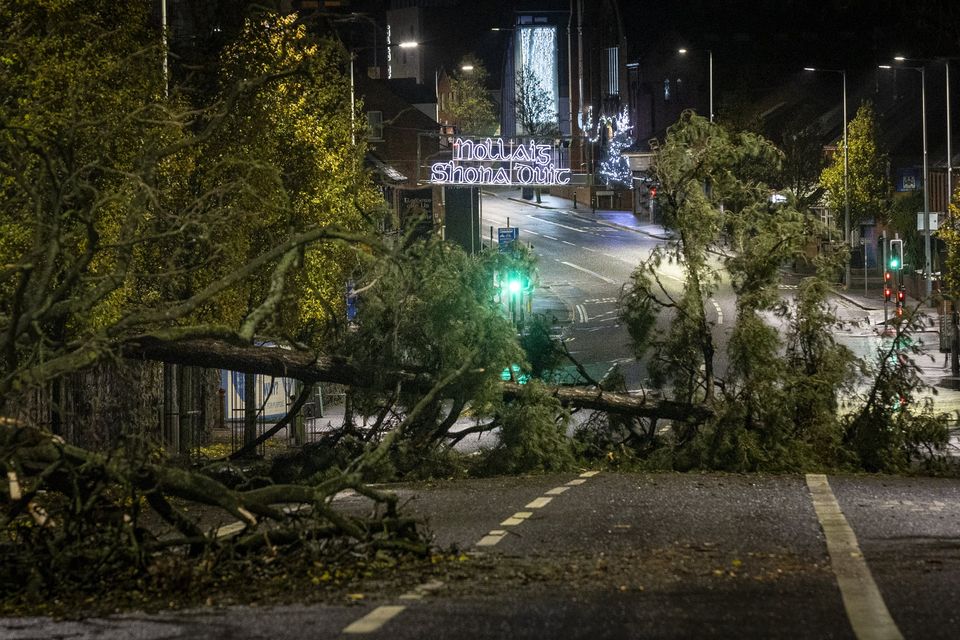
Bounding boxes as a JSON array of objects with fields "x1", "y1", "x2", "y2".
[
  {"x1": 561, "y1": 261, "x2": 617, "y2": 284},
  {"x1": 710, "y1": 298, "x2": 724, "y2": 325},
  {"x1": 805, "y1": 474, "x2": 903, "y2": 640}
]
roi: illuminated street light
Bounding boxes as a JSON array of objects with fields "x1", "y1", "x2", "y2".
[
  {"x1": 346, "y1": 37, "x2": 420, "y2": 144},
  {"x1": 805, "y1": 67, "x2": 850, "y2": 289}
]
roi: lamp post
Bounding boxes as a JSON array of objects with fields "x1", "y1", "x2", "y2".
[
  {"x1": 948, "y1": 60, "x2": 953, "y2": 218},
  {"x1": 805, "y1": 67, "x2": 850, "y2": 289},
  {"x1": 347, "y1": 40, "x2": 418, "y2": 145},
  {"x1": 336, "y1": 14, "x2": 418, "y2": 145},
  {"x1": 882, "y1": 60, "x2": 931, "y2": 298},
  {"x1": 678, "y1": 48, "x2": 714, "y2": 122}
]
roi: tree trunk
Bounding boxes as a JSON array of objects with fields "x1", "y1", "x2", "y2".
[
  {"x1": 243, "y1": 372, "x2": 257, "y2": 451},
  {"x1": 125, "y1": 337, "x2": 711, "y2": 423}
]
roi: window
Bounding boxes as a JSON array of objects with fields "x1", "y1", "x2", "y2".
[
  {"x1": 663, "y1": 79, "x2": 671, "y2": 101},
  {"x1": 366, "y1": 111, "x2": 383, "y2": 140},
  {"x1": 606, "y1": 47, "x2": 619, "y2": 96}
]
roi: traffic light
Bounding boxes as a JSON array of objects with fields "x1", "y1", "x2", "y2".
[
  {"x1": 897, "y1": 286, "x2": 906, "y2": 305},
  {"x1": 883, "y1": 271, "x2": 892, "y2": 302},
  {"x1": 889, "y1": 238, "x2": 904, "y2": 271}
]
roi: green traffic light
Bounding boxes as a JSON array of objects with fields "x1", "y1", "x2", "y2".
[
  {"x1": 508, "y1": 279, "x2": 522, "y2": 294},
  {"x1": 889, "y1": 258, "x2": 899, "y2": 269}
]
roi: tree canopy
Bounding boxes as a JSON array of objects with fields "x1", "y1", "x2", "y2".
[
  {"x1": 618, "y1": 111, "x2": 946, "y2": 472},
  {"x1": 514, "y1": 66, "x2": 559, "y2": 137},
  {"x1": 446, "y1": 55, "x2": 498, "y2": 136},
  {"x1": 820, "y1": 102, "x2": 889, "y2": 229},
  {"x1": 0, "y1": 3, "x2": 379, "y2": 402}
]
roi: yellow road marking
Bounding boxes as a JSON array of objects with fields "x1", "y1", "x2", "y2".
[
  {"x1": 579, "y1": 470, "x2": 600, "y2": 478},
  {"x1": 343, "y1": 605, "x2": 406, "y2": 634},
  {"x1": 806, "y1": 474, "x2": 903, "y2": 640},
  {"x1": 500, "y1": 511, "x2": 534, "y2": 526},
  {"x1": 476, "y1": 529, "x2": 509, "y2": 547},
  {"x1": 525, "y1": 496, "x2": 553, "y2": 509},
  {"x1": 566, "y1": 478, "x2": 587, "y2": 486},
  {"x1": 545, "y1": 486, "x2": 569, "y2": 496}
]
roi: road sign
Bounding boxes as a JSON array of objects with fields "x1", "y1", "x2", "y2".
[
  {"x1": 498, "y1": 227, "x2": 519, "y2": 253},
  {"x1": 917, "y1": 212, "x2": 941, "y2": 231}
]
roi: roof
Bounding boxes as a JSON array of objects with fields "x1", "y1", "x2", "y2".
[{"x1": 366, "y1": 153, "x2": 407, "y2": 183}]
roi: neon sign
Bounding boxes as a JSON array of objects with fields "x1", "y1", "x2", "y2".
[{"x1": 430, "y1": 137, "x2": 571, "y2": 186}]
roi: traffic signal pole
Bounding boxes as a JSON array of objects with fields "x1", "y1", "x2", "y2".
[{"x1": 882, "y1": 233, "x2": 889, "y2": 327}]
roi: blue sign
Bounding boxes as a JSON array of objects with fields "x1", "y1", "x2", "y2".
[
  {"x1": 346, "y1": 280, "x2": 357, "y2": 322},
  {"x1": 498, "y1": 227, "x2": 519, "y2": 253},
  {"x1": 896, "y1": 167, "x2": 921, "y2": 192}
]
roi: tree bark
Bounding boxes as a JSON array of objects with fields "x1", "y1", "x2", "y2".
[{"x1": 125, "y1": 337, "x2": 712, "y2": 422}]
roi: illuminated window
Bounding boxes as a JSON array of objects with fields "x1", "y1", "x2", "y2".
[{"x1": 663, "y1": 79, "x2": 671, "y2": 101}]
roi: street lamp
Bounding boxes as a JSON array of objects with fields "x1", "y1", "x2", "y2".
[
  {"x1": 678, "y1": 48, "x2": 714, "y2": 123},
  {"x1": 805, "y1": 67, "x2": 850, "y2": 289},
  {"x1": 347, "y1": 40, "x2": 418, "y2": 144},
  {"x1": 881, "y1": 60, "x2": 931, "y2": 298},
  {"x1": 335, "y1": 14, "x2": 419, "y2": 144}
]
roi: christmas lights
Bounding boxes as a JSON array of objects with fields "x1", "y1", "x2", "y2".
[{"x1": 430, "y1": 137, "x2": 571, "y2": 186}]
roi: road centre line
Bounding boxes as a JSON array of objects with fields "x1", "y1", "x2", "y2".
[
  {"x1": 561, "y1": 261, "x2": 617, "y2": 284},
  {"x1": 531, "y1": 217, "x2": 587, "y2": 233},
  {"x1": 805, "y1": 474, "x2": 903, "y2": 640},
  {"x1": 562, "y1": 240, "x2": 576, "y2": 246},
  {"x1": 525, "y1": 496, "x2": 554, "y2": 509},
  {"x1": 710, "y1": 298, "x2": 724, "y2": 325},
  {"x1": 501, "y1": 511, "x2": 534, "y2": 526},
  {"x1": 543, "y1": 234, "x2": 559, "y2": 241},
  {"x1": 342, "y1": 472, "x2": 602, "y2": 635},
  {"x1": 343, "y1": 605, "x2": 406, "y2": 634}
]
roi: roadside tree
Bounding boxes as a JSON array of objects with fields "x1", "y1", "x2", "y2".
[
  {"x1": 619, "y1": 111, "x2": 947, "y2": 471},
  {"x1": 514, "y1": 65, "x2": 559, "y2": 138},
  {"x1": 446, "y1": 55, "x2": 498, "y2": 136},
  {"x1": 820, "y1": 102, "x2": 889, "y2": 231}
]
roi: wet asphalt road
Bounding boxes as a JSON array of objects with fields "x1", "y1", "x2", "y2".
[{"x1": 6, "y1": 472, "x2": 960, "y2": 639}]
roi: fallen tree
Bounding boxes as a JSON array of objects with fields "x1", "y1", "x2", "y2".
[{"x1": 126, "y1": 336, "x2": 713, "y2": 423}]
